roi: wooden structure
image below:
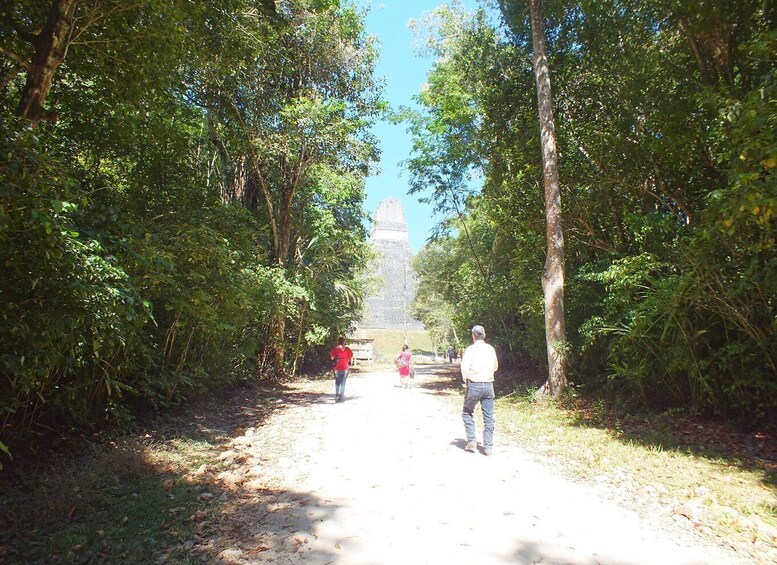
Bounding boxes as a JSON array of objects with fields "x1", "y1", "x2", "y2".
[{"x1": 347, "y1": 338, "x2": 374, "y2": 364}]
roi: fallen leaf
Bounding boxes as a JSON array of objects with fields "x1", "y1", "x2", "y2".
[{"x1": 190, "y1": 510, "x2": 208, "y2": 521}]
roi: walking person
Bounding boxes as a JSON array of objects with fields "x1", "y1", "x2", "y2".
[
  {"x1": 330, "y1": 337, "x2": 353, "y2": 402},
  {"x1": 394, "y1": 344, "x2": 413, "y2": 389},
  {"x1": 461, "y1": 325, "x2": 498, "y2": 455}
]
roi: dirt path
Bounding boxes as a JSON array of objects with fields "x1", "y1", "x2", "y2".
[{"x1": 199, "y1": 365, "x2": 746, "y2": 564}]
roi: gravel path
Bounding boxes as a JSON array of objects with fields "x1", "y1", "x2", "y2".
[{"x1": 203, "y1": 365, "x2": 747, "y2": 564}]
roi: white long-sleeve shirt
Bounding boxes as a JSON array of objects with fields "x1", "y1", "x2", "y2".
[{"x1": 461, "y1": 339, "x2": 498, "y2": 383}]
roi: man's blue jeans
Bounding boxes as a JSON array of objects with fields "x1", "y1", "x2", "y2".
[
  {"x1": 334, "y1": 370, "x2": 348, "y2": 400},
  {"x1": 462, "y1": 381, "x2": 495, "y2": 448}
]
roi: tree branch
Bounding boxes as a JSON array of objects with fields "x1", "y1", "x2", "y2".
[{"x1": 0, "y1": 46, "x2": 31, "y2": 70}]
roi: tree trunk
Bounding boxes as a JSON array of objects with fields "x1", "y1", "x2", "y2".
[
  {"x1": 268, "y1": 315, "x2": 286, "y2": 379},
  {"x1": 529, "y1": 0, "x2": 567, "y2": 398},
  {"x1": 263, "y1": 181, "x2": 294, "y2": 379},
  {"x1": 277, "y1": 182, "x2": 294, "y2": 265},
  {"x1": 207, "y1": 111, "x2": 234, "y2": 202},
  {"x1": 16, "y1": 0, "x2": 79, "y2": 125}
]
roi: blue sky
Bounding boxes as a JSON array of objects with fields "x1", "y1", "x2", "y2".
[{"x1": 362, "y1": 1, "x2": 478, "y2": 253}]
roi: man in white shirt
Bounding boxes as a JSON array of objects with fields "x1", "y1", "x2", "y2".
[{"x1": 461, "y1": 325, "x2": 498, "y2": 456}]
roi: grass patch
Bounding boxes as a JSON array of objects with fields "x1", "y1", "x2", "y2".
[
  {"x1": 0, "y1": 382, "x2": 287, "y2": 564},
  {"x1": 355, "y1": 328, "x2": 436, "y2": 361},
  {"x1": 0, "y1": 438, "x2": 217, "y2": 564},
  {"x1": 495, "y1": 391, "x2": 777, "y2": 552}
]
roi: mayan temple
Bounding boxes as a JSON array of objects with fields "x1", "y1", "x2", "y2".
[{"x1": 360, "y1": 198, "x2": 424, "y2": 330}]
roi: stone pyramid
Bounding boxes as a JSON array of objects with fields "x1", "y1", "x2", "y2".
[{"x1": 360, "y1": 198, "x2": 424, "y2": 330}]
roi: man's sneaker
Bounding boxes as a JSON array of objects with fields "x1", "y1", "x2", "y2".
[
  {"x1": 483, "y1": 447, "x2": 493, "y2": 456},
  {"x1": 464, "y1": 441, "x2": 477, "y2": 452}
]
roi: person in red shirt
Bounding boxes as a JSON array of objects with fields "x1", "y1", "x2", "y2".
[{"x1": 330, "y1": 337, "x2": 354, "y2": 402}]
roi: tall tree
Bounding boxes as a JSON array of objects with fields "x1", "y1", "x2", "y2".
[{"x1": 525, "y1": 0, "x2": 567, "y2": 396}]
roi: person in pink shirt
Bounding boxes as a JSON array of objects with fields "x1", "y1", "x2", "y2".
[
  {"x1": 394, "y1": 344, "x2": 414, "y2": 389},
  {"x1": 330, "y1": 337, "x2": 354, "y2": 402}
]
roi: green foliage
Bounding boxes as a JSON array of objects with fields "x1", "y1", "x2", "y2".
[
  {"x1": 0, "y1": 0, "x2": 379, "y2": 453},
  {"x1": 0, "y1": 441, "x2": 9, "y2": 469},
  {"x1": 600, "y1": 25, "x2": 777, "y2": 423},
  {"x1": 184, "y1": 0, "x2": 380, "y2": 376},
  {"x1": 1, "y1": 119, "x2": 152, "y2": 435},
  {"x1": 408, "y1": 0, "x2": 777, "y2": 426}
]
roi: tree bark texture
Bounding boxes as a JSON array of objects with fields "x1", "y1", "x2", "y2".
[
  {"x1": 207, "y1": 111, "x2": 234, "y2": 202},
  {"x1": 16, "y1": 0, "x2": 79, "y2": 125},
  {"x1": 529, "y1": 0, "x2": 567, "y2": 397},
  {"x1": 268, "y1": 315, "x2": 286, "y2": 379}
]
